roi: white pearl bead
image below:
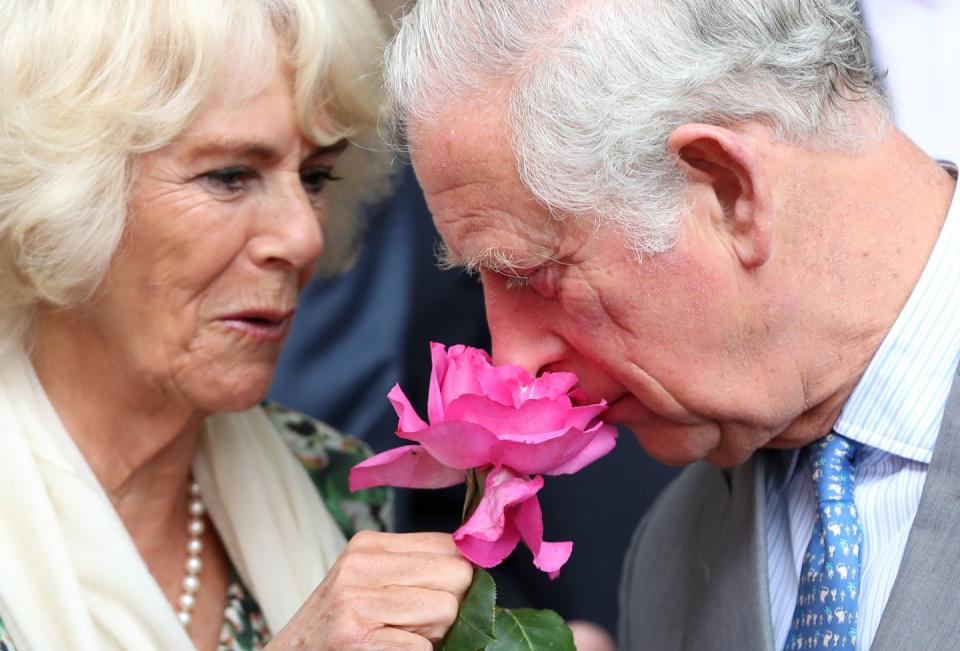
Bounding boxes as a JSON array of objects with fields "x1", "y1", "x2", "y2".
[
  {"x1": 182, "y1": 574, "x2": 200, "y2": 593},
  {"x1": 178, "y1": 593, "x2": 196, "y2": 611},
  {"x1": 178, "y1": 478, "x2": 205, "y2": 630},
  {"x1": 185, "y1": 556, "x2": 202, "y2": 574},
  {"x1": 188, "y1": 519, "x2": 205, "y2": 536}
]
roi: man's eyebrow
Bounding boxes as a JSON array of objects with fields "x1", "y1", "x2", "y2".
[
  {"x1": 436, "y1": 241, "x2": 471, "y2": 271},
  {"x1": 436, "y1": 241, "x2": 554, "y2": 276}
]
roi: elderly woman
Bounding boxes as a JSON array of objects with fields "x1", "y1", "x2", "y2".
[{"x1": 0, "y1": 1, "x2": 472, "y2": 650}]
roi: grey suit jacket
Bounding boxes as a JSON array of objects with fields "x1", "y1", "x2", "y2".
[{"x1": 619, "y1": 367, "x2": 960, "y2": 650}]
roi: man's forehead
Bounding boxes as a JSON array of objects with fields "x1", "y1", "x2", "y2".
[
  {"x1": 408, "y1": 99, "x2": 573, "y2": 272},
  {"x1": 408, "y1": 96, "x2": 513, "y2": 194}
]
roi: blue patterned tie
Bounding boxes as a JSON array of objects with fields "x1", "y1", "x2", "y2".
[{"x1": 783, "y1": 433, "x2": 863, "y2": 650}]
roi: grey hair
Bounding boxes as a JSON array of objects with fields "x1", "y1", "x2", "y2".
[
  {"x1": 0, "y1": 0, "x2": 389, "y2": 358},
  {"x1": 385, "y1": 0, "x2": 890, "y2": 255}
]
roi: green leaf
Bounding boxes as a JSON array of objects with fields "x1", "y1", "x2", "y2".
[
  {"x1": 440, "y1": 568, "x2": 497, "y2": 651},
  {"x1": 485, "y1": 607, "x2": 576, "y2": 651}
]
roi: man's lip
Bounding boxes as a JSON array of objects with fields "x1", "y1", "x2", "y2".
[
  {"x1": 602, "y1": 394, "x2": 652, "y2": 424},
  {"x1": 603, "y1": 393, "x2": 629, "y2": 410}
]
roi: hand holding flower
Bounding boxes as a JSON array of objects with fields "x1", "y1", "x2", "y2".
[{"x1": 350, "y1": 343, "x2": 618, "y2": 649}]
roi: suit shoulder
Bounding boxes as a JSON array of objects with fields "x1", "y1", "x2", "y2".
[
  {"x1": 618, "y1": 461, "x2": 734, "y2": 649},
  {"x1": 627, "y1": 461, "x2": 731, "y2": 563}
]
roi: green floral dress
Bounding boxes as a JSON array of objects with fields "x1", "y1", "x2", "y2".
[{"x1": 0, "y1": 402, "x2": 392, "y2": 651}]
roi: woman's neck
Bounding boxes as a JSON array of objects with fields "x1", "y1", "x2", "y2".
[
  {"x1": 30, "y1": 312, "x2": 234, "y2": 650},
  {"x1": 29, "y1": 310, "x2": 205, "y2": 527}
]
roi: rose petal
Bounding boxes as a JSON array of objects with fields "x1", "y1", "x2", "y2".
[
  {"x1": 427, "y1": 342, "x2": 449, "y2": 423},
  {"x1": 415, "y1": 420, "x2": 613, "y2": 475},
  {"x1": 454, "y1": 521, "x2": 521, "y2": 568},
  {"x1": 413, "y1": 421, "x2": 501, "y2": 468},
  {"x1": 493, "y1": 425, "x2": 612, "y2": 475},
  {"x1": 521, "y1": 371, "x2": 581, "y2": 402},
  {"x1": 477, "y1": 363, "x2": 533, "y2": 407},
  {"x1": 387, "y1": 385, "x2": 428, "y2": 436},
  {"x1": 473, "y1": 365, "x2": 522, "y2": 407},
  {"x1": 444, "y1": 395, "x2": 608, "y2": 441},
  {"x1": 452, "y1": 470, "x2": 543, "y2": 567},
  {"x1": 349, "y1": 445, "x2": 465, "y2": 491},
  {"x1": 453, "y1": 470, "x2": 571, "y2": 577},
  {"x1": 514, "y1": 495, "x2": 572, "y2": 579},
  {"x1": 476, "y1": 365, "x2": 580, "y2": 408},
  {"x1": 455, "y1": 470, "x2": 544, "y2": 540},
  {"x1": 543, "y1": 421, "x2": 619, "y2": 475},
  {"x1": 440, "y1": 353, "x2": 486, "y2": 407}
]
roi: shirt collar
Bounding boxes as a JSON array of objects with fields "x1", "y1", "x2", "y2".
[{"x1": 833, "y1": 161, "x2": 960, "y2": 464}]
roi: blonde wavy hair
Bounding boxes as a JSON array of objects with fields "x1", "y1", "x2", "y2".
[{"x1": 0, "y1": 0, "x2": 389, "y2": 357}]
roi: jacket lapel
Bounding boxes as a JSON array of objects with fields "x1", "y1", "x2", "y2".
[
  {"x1": 872, "y1": 368, "x2": 960, "y2": 650},
  {"x1": 682, "y1": 456, "x2": 776, "y2": 650}
]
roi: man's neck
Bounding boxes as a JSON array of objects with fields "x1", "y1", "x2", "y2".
[{"x1": 777, "y1": 129, "x2": 957, "y2": 447}]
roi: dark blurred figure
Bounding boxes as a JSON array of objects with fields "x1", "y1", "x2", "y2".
[{"x1": 269, "y1": 165, "x2": 679, "y2": 636}]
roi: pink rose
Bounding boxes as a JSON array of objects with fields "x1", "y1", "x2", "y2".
[{"x1": 350, "y1": 343, "x2": 617, "y2": 577}]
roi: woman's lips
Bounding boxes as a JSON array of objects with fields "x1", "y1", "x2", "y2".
[{"x1": 219, "y1": 309, "x2": 294, "y2": 342}]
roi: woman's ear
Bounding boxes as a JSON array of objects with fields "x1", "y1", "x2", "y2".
[{"x1": 667, "y1": 124, "x2": 773, "y2": 269}]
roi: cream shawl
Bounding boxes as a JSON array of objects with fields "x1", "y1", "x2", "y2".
[{"x1": 0, "y1": 351, "x2": 347, "y2": 650}]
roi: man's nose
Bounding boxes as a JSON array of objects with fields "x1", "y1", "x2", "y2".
[{"x1": 484, "y1": 283, "x2": 568, "y2": 376}]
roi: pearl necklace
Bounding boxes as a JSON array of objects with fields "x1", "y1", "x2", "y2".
[{"x1": 176, "y1": 480, "x2": 205, "y2": 628}]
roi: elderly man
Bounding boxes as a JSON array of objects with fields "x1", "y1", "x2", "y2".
[{"x1": 384, "y1": 1, "x2": 959, "y2": 650}]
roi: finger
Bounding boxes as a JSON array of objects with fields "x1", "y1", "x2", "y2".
[
  {"x1": 569, "y1": 620, "x2": 616, "y2": 651},
  {"x1": 336, "y1": 549, "x2": 474, "y2": 594},
  {"x1": 354, "y1": 585, "x2": 460, "y2": 640},
  {"x1": 348, "y1": 530, "x2": 462, "y2": 555},
  {"x1": 363, "y1": 626, "x2": 433, "y2": 651},
  {"x1": 356, "y1": 585, "x2": 460, "y2": 627}
]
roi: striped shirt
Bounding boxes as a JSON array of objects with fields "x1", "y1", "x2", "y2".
[{"x1": 767, "y1": 162, "x2": 960, "y2": 651}]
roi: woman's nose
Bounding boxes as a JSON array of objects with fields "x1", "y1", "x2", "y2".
[{"x1": 251, "y1": 182, "x2": 324, "y2": 277}]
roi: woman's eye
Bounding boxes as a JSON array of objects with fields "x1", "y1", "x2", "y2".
[
  {"x1": 201, "y1": 166, "x2": 257, "y2": 194},
  {"x1": 300, "y1": 166, "x2": 342, "y2": 194}
]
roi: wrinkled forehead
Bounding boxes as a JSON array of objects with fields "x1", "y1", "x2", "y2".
[
  {"x1": 408, "y1": 96, "x2": 568, "y2": 265},
  {"x1": 407, "y1": 91, "x2": 511, "y2": 193}
]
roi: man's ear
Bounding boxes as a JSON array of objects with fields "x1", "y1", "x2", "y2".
[{"x1": 666, "y1": 124, "x2": 773, "y2": 269}]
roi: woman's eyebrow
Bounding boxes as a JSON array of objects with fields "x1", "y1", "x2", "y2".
[
  {"x1": 305, "y1": 138, "x2": 349, "y2": 158},
  {"x1": 185, "y1": 138, "x2": 283, "y2": 162},
  {"x1": 184, "y1": 137, "x2": 348, "y2": 163}
]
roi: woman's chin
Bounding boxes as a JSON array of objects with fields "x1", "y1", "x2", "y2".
[
  {"x1": 176, "y1": 366, "x2": 276, "y2": 414},
  {"x1": 207, "y1": 389, "x2": 271, "y2": 413}
]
